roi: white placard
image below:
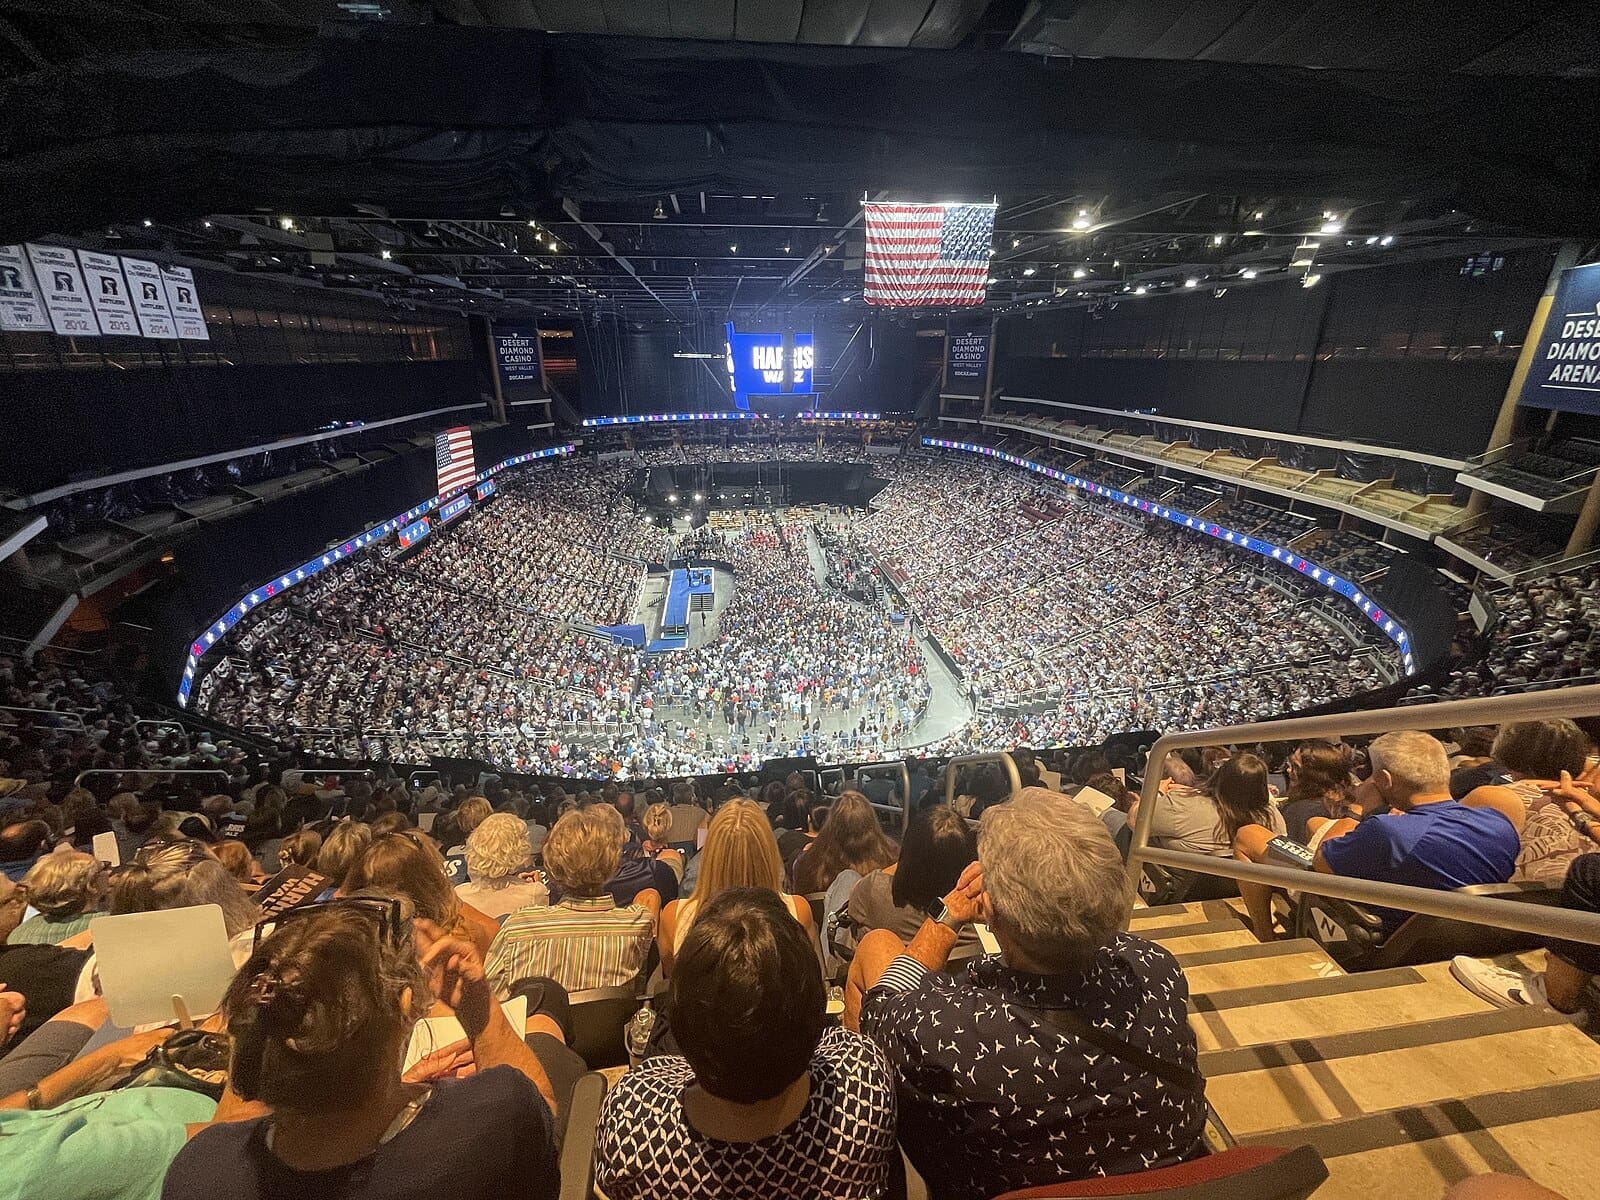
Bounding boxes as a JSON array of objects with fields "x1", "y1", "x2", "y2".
[
  {"x1": 24, "y1": 244, "x2": 100, "y2": 337},
  {"x1": 92, "y1": 903, "x2": 237, "y2": 1027},
  {"x1": 161, "y1": 264, "x2": 209, "y2": 340},
  {"x1": 418, "y1": 810, "x2": 438, "y2": 833},
  {"x1": 92, "y1": 830, "x2": 121, "y2": 867},
  {"x1": 76, "y1": 251, "x2": 140, "y2": 337},
  {"x1": 0, "y1": 245, "x2": 50, "y2": 332},
  {"x1": 120, "y1": 257, "x2": 178, "y2": 339},
  {"x1": 403, "y1": 996, "x2": 526, "y2": 1072}
]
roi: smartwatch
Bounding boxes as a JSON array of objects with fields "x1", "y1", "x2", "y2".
[{"x1": 924, "y1": 898, "x2": 964, "y2": 932}]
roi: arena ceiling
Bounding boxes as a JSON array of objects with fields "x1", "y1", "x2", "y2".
[{"x1": 0, "y1": 3, "x2": 1596, "y2": 322}]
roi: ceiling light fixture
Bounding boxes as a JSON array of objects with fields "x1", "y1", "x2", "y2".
[
  {"x1": 653, "y1": 201, "x2": 666, "y2": 220},
  {"x1": 1134, "y1": 285, "x2": 1147, "y2": 295},
  {"x1": 1072, "y1": 267, "x2": 1087, "y2": 279},
  {"x1": 1240, "y1": 268, "x2": 1257, "y2": 279},
  {"x1": 279, "y1": 217, "x2": 295, "y2": 231},
  {"x1": 1022, "y1": 266, "x2": 1036, "y2": 276},
  {"x1": 142, "y1": 219, "x2": 153, "y2": 228},
  {"x1": 380, "y1": 249, "x2": 392, "y2": 260},
  {"x1": 1184, "y1": 277, "x2": 1199, "y2": 288},
  {"x1": 1071, "y1": 210, "x2": 1092, "y2": 230},
  {"x1": 1380, "y1": 234, "x2": 1394, "y2": 246},
  {"x1": 1212, "y1": 234, "x2": 1225, "y2": 245}
]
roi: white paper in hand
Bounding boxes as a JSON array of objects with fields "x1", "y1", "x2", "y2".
[
  {"x1": 92, "y1": 904, "x2": 237, "y2": 1027},
  {"x1": 403, "y1": 995, "x2": 527, "y2": 1073},
  {"x1": 92, "y1": 831, "x2": 120, "y2": 867}
]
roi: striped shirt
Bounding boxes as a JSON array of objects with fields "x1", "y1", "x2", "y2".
[{"x1": 485, "y1": 896, "x2": 654, "y2": 997}]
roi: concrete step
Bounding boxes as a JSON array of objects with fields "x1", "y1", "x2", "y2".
[
  {"x1": 1175, "y1": 938, "x2": 1345, "y2": 997},
  {"x1": 1238, "y1": 1074, "x2": 1600, "y2": 1200},
  {"x1": 1205, "y1": 1005, "x2": 1600, "y2": 1137},
  {"x1": 1188, "y1": 961, "x2": 1502, "y2": 1052},
  {"x1": 1135, "y1": 916, "x2": 1260, "y2": 957}
]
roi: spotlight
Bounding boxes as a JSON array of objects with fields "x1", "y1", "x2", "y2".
[
  {"x1": 1240, "y1": 268, "x2": 1258, "y2": 279},
  {"x1": 142, "y1": 219, "x2": 153, "y2": 228},
  {"x1": 1134, "y1": 285, "x2": 1147, "y2": 295},
  {"x1": 1072, "y1": 267, "x2": 1087, "y2": 279},
  {"x1": 1212, "y1": 234, "x2": 1225, "y2": 245},
  {"x1": 202, "y1": 220, "x2": 212, "y2": 228},
  {"x1": 693, "y1": 492, "x2": 704, "y2": 502},
  {"x1": 1184, "y1": 277, "x2": 1199, "y2": 288},
  {"x1": 1022, "y1": 266, "x2": 1036, "y2": 276},
  {"x1": 1379, "y1": 234, "x2": 1395, "y2": 246},
  {"x1": 668, "y1": 493, "x2": 677, "y2": 502},
  {"x1": 1011, "y1": 238, "x2": 1020, "y2": 248},
  {"x1": 279, "y1": 216, "x2": 295, "y2": 231},
  {"x1": 1071, "y1": 210, "x2": 1092, "y2": 230},
  {"x1": 380, "y1": 249, "x2": 392, "y2": 260}
]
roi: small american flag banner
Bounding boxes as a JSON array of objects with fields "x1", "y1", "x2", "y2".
[
  {"x1": 863, "y1": 202, "x2": 996, "y2": 308},
  {"x1": 435, "y1": 426, "x2": 477, "y2": 495}
]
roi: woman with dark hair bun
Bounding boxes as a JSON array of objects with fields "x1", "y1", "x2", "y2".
[
  {"x1": 595, "y1": 888, "x2": 896, "y2": 1200},
  {"x1": 163, "y1": 900, "x2": 562, "y2": 1200}
]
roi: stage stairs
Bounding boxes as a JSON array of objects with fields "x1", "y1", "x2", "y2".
[{"x1": 1129, "y1": 900, "x2": 1600, "y2": 1199}]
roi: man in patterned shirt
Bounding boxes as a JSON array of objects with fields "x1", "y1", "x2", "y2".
[
  {"x1": 594, "y1": 888, "x2": 897, "y2": 1199},
  {"x1": 850, "y1": 789, "x2": 1206, "y2": 1200}
]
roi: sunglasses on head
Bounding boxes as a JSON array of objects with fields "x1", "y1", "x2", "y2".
[{"x1": 251, "y1": 895, "x2": 405, "y2": 952}]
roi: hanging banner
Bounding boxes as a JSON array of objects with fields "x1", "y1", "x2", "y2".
[
  {"x1": 161, "y1": 264, "x2": 210, "y2": 340},
  {"x1": 76, "y1": 251, "x2": 140, "y2": 337},
  {"x1": 120, "y1": 257, "x2": 178, "y2": 339},
  {"x1": 1520, "y1": 262, "x2": 1600, "y2": 414},
  {"x1": 944, "y1": 318, "x2": 990, "y2": 397},
  {"x1": 0, "y1": 245, "x2": 50, "y2": 333},
  {"x1": 24, "y1": 244, "x2": 100, "y2": 337},
  {"x1": 491, "y1": 322, "x2": 543, "y2": 401}
]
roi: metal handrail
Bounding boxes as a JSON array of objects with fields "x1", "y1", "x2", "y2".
[
  {"x1": 943, "y1": 752, "x2": 1021, "y2": 808},
  {"x1": 74, "y1": 768, "x2": 229, "y2": 789},
  {"x1": 407, "y1": 770, "x2": 443, "y2": 789},
  {"x1": 1125, "y1": 683, "x2": 1600, "y2": 945},
  {"x1": 0, "y1": 705, "x2": 85, "y2": 730}
]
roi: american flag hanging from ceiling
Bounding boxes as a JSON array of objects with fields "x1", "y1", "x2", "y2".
[
  {"x1": 435, "y1": 426, "x2": 477, "y2": 495},
  {"x1": 863, "y1": 201, "x2": 996, "y2": 308}
]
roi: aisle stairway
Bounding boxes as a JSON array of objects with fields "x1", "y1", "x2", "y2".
[{"x1": 1129, "y1": 902, "x2": 1600, "y2": 1199}]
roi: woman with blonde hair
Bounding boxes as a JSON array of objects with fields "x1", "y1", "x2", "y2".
[
  {"x1": 658, "y1": 798, "x2": 813, "y2": 977},
  {"x1": 345, "y1": 833, "x2": 501, "y2": 957},
  {"x1": 457, "y1": 812, "x2": 549, "y2": 919},
  {"x1": 8, "y1": 850, "x2": 107, "y2": 945},
  {"x1": 640, "y1": 803, "x2": 685, "y2": 882},
  {"x1": 315, "y1": 821, "x2": 371, "y2": 892}
]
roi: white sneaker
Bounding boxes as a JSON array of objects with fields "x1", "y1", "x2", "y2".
[{"x1": 1450, "y1": 956, "x2": 1584, "y2": 1023}]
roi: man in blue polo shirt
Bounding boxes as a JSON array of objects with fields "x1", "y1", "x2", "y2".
[{"x1": 1313, "y1": 730, "x2": 1520, "y2": 930}]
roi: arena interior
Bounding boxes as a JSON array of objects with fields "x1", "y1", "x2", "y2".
[{"x1": 2, "y1": 6, "x2": 1600, "y2": 1199}]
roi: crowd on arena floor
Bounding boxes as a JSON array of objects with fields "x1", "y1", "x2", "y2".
[
  {"x1": 1, "y1": 644, "x2": 1596, "y2": 1200},
  {"x1": 187, "y1": 449, "x2": 1414, "y2": 778}
]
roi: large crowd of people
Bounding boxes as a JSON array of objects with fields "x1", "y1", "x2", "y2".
[
  {"x1": 188, "y1": 448, "x2": 1407, "y2": 778},
  {"x1": 0, "y1": 651, "x2": 1587, "y2": 1198}
]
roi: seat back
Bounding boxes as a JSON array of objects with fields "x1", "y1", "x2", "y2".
[
  {"x1": 804, "y1": 891, "x2": 829, "y2": 929},
  {"x1": 557, "y1": 1071, "x2": 609, "y2": 1200},
  {"x1": 566, "y1": 983, "x2": 643, "y2": 1069},
  {"x1": 989, "y1": 1144, "x2": 1327, "y2": 1199},
  {"x1": 1139, "y1": 863, "x2": 1239, "y2": 907},
  {"x1": 1364, "y1": 881, "x2": 1563, "y2": 970}
]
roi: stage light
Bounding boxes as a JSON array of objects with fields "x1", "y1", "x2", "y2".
[
  {"x1": 668, "y1": 493, "x2": 677, "y2": 502},
  {"x1": 1184, "y1": 277, "x2": 1199, "y2": 288},
  {"x1": 1072, "y1": 267, "x2": 1087, "y2": 279},
  {"x1": 693, "y1": 493, "x2": 704, "y2": 502},
  {"x1": 1071, "y1": 210, "x2": 1091, "y2": 230}
]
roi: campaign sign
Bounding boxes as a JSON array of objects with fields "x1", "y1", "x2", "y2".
[{"x1": 1521, "y1": 262, "x2": 1600, "y2": 414}]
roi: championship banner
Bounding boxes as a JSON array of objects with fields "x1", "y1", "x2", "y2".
[
  {"x1": 24, "y1": 244, "x2": 100, "y2": 336},
  {"x1": 945, "y1": 317, "x2": 990, "y2": 397},
  {"x1": 77, "y1": 251, "x2": 140, "y2": 337},
  {"x1": 1520, "y1": 262, "x2": 1600, "y2": 414},
  {"x1": 161, "y1": 264, "x2": 210, "y2": 340},
  {"x1": 0, "y1": 245, "x2": 49, "y2": 332},
  {"x1": 120, "y1": 257, "x2": 179, "y2": 339}
]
